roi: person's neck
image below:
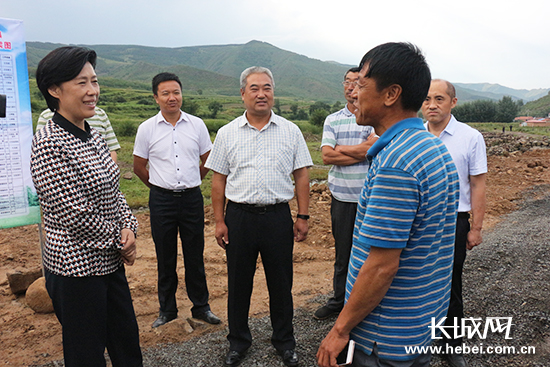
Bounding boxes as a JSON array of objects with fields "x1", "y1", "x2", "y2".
[
  {"x1": 426, "y1": 115, "x2": 451, "y2": 137},
  {"x1": 56, "y1": 110, "x2": 86, "y2": 131},
  {"x1": 245, "y1": 111, "x2": 271, "y2": 130},
  {"x1": 345, "y1": 102, "x2": 355, "y2": 113},
  {"x1": 161, "y1": 110, "x2": 181, "y2": 126},
  {"x1": 374, "y1": 110, "x2": 418, "y2": 136}
]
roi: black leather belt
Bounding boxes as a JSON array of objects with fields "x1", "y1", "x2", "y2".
[
  {"x1": 458, "y1": 212, "x2": 470, "y2": 219},
  {"x1": 151, "y1": 185, "x2": 199, "y2": 196},
  {"x1": 229, "y1": 201, "x2": 288, "y2": 214}
]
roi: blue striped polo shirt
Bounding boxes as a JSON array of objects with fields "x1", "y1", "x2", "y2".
[{"x1": 347, "y1": 118, "x2": 459, "y2": 361}]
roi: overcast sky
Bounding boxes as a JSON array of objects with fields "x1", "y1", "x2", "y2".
[{"x1": 2, "y1": 0, "x2": 549, "y2": 90}]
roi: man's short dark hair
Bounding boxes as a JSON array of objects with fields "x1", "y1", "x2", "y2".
[
  {"x1": 36, "y1": 46, "x2": 97, "y2": 111},
  {"x1": 152, "y1": 73, "x2": 183, "y2": 95},
  {"x1": 344, "y1": 66, "x2": 361, "y2": 80},
  {"x1": 359, "y1": 42, "x2": 431, "y2": 112}
]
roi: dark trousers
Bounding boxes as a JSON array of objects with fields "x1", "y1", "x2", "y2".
[
  {"x1": 326, "y1": 197, "x2": 357, "y2": 311},
  {"x1": 225, "y1": 201, "x2": 296, "y2": 353},
  {"x1": 45, "y1": 267, "x2": 143, "y2": 367},
  {"x1": 149, "y1": 186, "x2": 210, "y2": 318},
  {"x1": 442, "y1": 213, "x2": 469, "y2": 346}
]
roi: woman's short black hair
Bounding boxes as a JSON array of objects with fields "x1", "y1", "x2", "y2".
[{"x1": 36, "y1": 46, "x2": 97, "y2": 111}]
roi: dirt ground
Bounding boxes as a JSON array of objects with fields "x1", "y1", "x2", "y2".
[{"x1": 2, "y1": 133, "x2": 550, "y2": 366}]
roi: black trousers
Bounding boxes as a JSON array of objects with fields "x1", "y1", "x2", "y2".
[
  {"x1": 149, "y1": 186, "x2": 210, "y2": 318},
  {"x1": 225, "y1": 201, "x2": 296, "y2": 353},
  {"x1": 326, "y1": 197, "x2": 357, "y2": 311},
  {"x1": 45, "y1": 267, "x2": 142, "y2": 367},
  {"x1": 442, "y1": 213, "x2": 470, "y2": 346}
]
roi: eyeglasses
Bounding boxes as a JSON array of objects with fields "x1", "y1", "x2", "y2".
[
  {"x1": 342, "y1": 81, "x2": 356, "y2": 86},
  {"x1": 342, "y1": 81, "x2": 365, "y2": 89}
]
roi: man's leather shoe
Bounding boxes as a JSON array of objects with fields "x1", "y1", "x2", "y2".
[
  {"x1": 225, "y1": 350, "x2": 245, "y2": 366},
  {"x1": 313, "y1": 305, "x2": 341, "y2": 320},
  {"x1": 151, "y1": 315, "x2": 176, "y2": 328},
  {"x1": 193, "y1": 310, "x2": 221, "y2": 324},
  {"x1": 277, "y1": 349, "x2": 299, "y2": 367},
  {"x1": 444, "y1": 352, "x2": 468, "y2": 367}
]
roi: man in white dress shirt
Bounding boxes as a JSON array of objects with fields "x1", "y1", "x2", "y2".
[
  {"x1": 133, "y1": 72, "x2": 220, "y2": 328},
  {"x1": 422, "y1": 79, "x2": 487, "y2": 367}
]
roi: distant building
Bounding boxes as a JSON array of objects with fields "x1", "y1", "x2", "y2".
[
  {"x1": 520, "y1": 118, "x2": 550, "y2": 127},
  {"x1": 514, "y1": 116, "x2": 533, "y2": 122}
]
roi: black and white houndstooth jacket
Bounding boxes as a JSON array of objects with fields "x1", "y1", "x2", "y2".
[{"x1": 30, "y1": 113, "x2": 138, "y2": 277}]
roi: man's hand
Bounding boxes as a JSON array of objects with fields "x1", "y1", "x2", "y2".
[
  {"x1": 317, "y1": 328, "x2": 349, "y2": 367},
  {"x1": 119, "y1": 228, "x2": 137, "y2": 265},
  {"x1": 215, "y1": 222, "x2": 229, "y2": 249},
  {"x1": 293, "y1": 218, "x2": 308, "y2": 242},
  {"x1": 467, "y1": 228, "x2": 482, "y2": 250}
]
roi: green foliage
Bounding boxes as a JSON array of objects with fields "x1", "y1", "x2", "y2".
[
  {"x1": 452, "y1": 96, "x2": 522, "y2": 122},
  {"x1": 117, "y1": 121, "x2": 138, "y2": 137},
  {"x1": 309, "y1": 109, "x2": 329, "y2": 126},
  {"x1": 274, "y1": 99, "x2": 281, "y2": 115},
  {"x1": 309, "y1": 101, "x2": 331, "y2": 115},
  {"x1": 331, "y1": 101, "x2": 342, "y2": 113},
  {"x1": 495, "y1": 96, "x2": 519, "y2": 122},
  {"x1": 520, "y1": 93, "x2": 550, "y2": 117},
  {"x1": 183, "y1": 98, "x2": 200, "y2": 115},
  {"x1": 208, "y1": 101, "x2": 223, "y2": 118}
]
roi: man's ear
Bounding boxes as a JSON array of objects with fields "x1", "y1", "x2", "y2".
[{"x1": 384, "y1": 84, "x2": 402, "y2": 107}]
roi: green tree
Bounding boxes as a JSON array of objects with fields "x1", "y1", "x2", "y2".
[
  {"x1": 331, "y1": 101, "x2": 342, "y2": 113},
  {"x1": 208, "y1": 101, "x2": 223, "y2": 118},
  {"x1": 183, "y1": 98, "x2": 200, "y2": 115},
  {"x1": 290, "y1": 104, "x2": 299, "y2": 118},
  {"x1": 309, "y1": 109, "x2": 329, "y2": 126},
  {"x1": 274, "y1": 98, "x2": 281, "y2": 115},
  {"x1": 309, "y1": 101, "x2": 331, "y2": 116},
  {"x1": 495, "y1": 96, "x2": 519, "y2": 122},
  {"x1": 453, "y1": 99, "x2": 497, "y2": 122}
]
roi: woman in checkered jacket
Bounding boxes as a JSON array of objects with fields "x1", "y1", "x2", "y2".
[{"x1": 31, "y1": 46, "x2": 143, "y2": 367}]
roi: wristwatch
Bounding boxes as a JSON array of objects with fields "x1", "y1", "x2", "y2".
[{"x1": 296, "y1": 214, "x2": 310, "y2": 220}]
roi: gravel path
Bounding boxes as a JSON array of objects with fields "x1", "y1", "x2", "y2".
[{"x1": 39, "y1": 187, "x2": 550, "y2": 367}]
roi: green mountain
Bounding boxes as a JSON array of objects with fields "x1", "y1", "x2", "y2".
[
  {"x1": 26, "y1": 40, "x2": 351, "y2": 101},
  {"x1": 26, "y1": 40, "x2": 548, "y2": 103},
  {"x1": 520, "y1": 93, "x2": 550, "y2": 117},
  {"x1": 455, "y1": 83, "x2": 549, "y2": 102}
]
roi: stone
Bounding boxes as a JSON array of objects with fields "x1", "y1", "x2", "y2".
[
  {"x1": 122, "y1": 172, "x2": 133, "y2": 180},
  {"x1": 26, "y1": 277, "x2": 54, "y2": 313},
  {"x1": 7, "y1": 269, "x2": 43, "y2": 294}
]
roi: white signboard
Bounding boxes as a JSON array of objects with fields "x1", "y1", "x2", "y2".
[{"x1": 0, "y1": 18, "x2": 40, "y2": 229}]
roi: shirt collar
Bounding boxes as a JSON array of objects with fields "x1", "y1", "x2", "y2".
[
  {"x1": 52, "y1": 112, "x2": 91, "y2": 142},
  {"x1": 157, "y1": 110, "x2": 186, "y2": 125},
  {"x1": 424, "y1": 114, "x2": 457, "y2": 137},
  {"x1": 342, "y1": 104, "x2": 354, "y2": 117},
  {"x1": 239, "y1": 110, "x2": 277, "y2": 129},
  {"x1": 367, "y1": 117, "x2": 425, "y2": 158}
]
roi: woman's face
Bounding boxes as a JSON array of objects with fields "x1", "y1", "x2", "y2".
[{"x1": 48, "y1": 62, "x2": 99, "y2": 126}]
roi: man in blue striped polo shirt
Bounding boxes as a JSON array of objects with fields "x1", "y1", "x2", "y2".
[
  {"x1": 317, "y1": 42, "x2": 459, "y2": 367},
  {"x1": 315, "y1": 67, "x2": 376, "y2": 320}
]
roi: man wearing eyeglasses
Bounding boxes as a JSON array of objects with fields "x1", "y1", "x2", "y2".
[{"x1": 315, "y1": 67, "x2": 376, "y2": 320}]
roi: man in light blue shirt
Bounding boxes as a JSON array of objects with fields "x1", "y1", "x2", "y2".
[{"x1": 315, "y1": 67, "x2": 376, "y2": 320}]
